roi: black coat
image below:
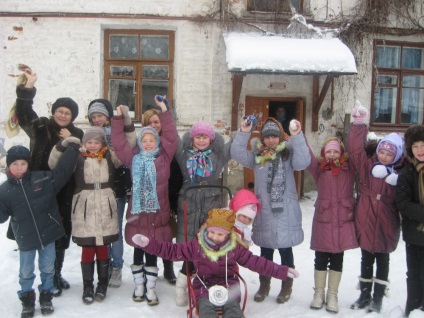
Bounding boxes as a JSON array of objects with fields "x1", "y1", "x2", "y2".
[{"x1": 0, "y1": 145, "x2": 79, "y2": 251}]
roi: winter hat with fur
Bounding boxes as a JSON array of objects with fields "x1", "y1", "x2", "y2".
[
  {"x1": 261, "y1": 117, "x2": 286, "y2": 143},
  {"x1": 82, "y1": 126, "x2": 107, "y2": 146},
  {"x1": 376, "y1": 133, "x2": 404, "y2": 164},
  {"x1": 205, "y1": 208, "x2": 236, "y2": 234},
  {"x1": 190, "y1": 122, "x2": 215, "y2": 141},
  {"x1": 52, "y1": 97, "x2": 79, "y2": 121},
  {"x1": 404, "y1": 124, "x2": 424, "y2": 158},
  {"x1": 6, "y1": 145, "x2": 30, "y2": 167},
  {"x1": 88, "y1": 99, "x2": 114, "y2": 121}
]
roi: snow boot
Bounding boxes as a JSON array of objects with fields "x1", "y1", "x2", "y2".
[
  {"x1": 19, "y1": 291, "x2": 35, "y2": 318},
  {"x1": 367, "y1": 278, "x2": 389, "y2": 313},
  {"x1": 310, "y1": 270, "x2": 327, "y2": 310},
  {"x1": 254, "y1": 275, "x2": 271, "y2": 302},
  {"x1": 145, "y1": 266, "x2": 159, "y2": 306},
  {"x1": 326, "y1": 270, "x2": 342, "y2": 314},
  {"x1": 404, "y1": 277, "x2": 422, "y2": 317},
  {"x1": 39, "y1": 290, "x2": 54, "y2": 316},
  {"x1": 350, "y1": 276, "x2": 373, "y2": 310},
  {"x1": 94, "y1": 259, "x2": 109, "y2": 301},
  {"x1": 277, "y1": 277, "x2": 293, "y2": 304},
  {"x1": 131, "y1": 264, "x2": 145, "y2": 302},
  {"x1": 163, "y1": 259, "x2": 177, "y2": 285},
  {"x1": 108, "y1": 267, "x2": 122, "y2": 288},
  {"x1": 52, "y1": 249, "x2": 70, "y2": 297},
  {"x1": 81, "y1": 262, "x2": 95, "y2": 304},
  {"x1": 175, "y1": 271, "x2": 189, "y2": 306}
]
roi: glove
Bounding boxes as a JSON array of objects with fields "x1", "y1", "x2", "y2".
[
  {"x1": 156, "y1": 95, "x2": 171, "y2": 110},
  {"x1": 371, "y1": 165, "x2": 389, "y2": 179},
  {"x1": 385, "y1": 173, "x2": 398, "y2": 186},
  {"x1": 120, "y1": 105, "x2": 132, "y2": 126},
  {"x1": 242, "y1": 115, "x2": 257, "y2": 127},
  {"x1": 61, "y1": 136, "x2": 80, "y2": 147},
  {"x1": 132, "y1": 234, "x2": 150, "y2": 247},
  {"x1": 287, "y1": 268, "x2": 299, "y2": 279},
  {"x1": 351, "y1": 100, "x2": 368, "y2": 124}
]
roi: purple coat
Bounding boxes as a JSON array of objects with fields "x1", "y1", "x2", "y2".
[
  {"x1": 306, "y1": 146, "x2": 358, "y2": 253},
  {"x1": 143, "y1": 227, "x2": 290, "y2": 301},
  {"x1": 347, "y1": 124, "x2": 400, "y2": 253},
  {"x1": 111, "y1": 111, "x2": 177, "y2": 247}
]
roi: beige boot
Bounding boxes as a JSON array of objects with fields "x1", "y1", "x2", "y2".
[
  {"x1": 326, "y1": 270, "x2": 342, "y2": 313},
  {"x1": 310, "y1": 270, "x2": 327, "y2": 310},
  {"x1": 277, "y1": 278, "x2": 293, "y2": 304},
  {"x1": 254, "y1": 275, "x2": 271, "y2": 302},
  {"x1": 175, "y1": 271, "x2": 188, "y2": 306}
]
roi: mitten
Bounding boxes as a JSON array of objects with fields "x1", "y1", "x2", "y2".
[
  {"x1": 120, "y1": 105, "x2": 132, "y2": 126},
  {"x1": 156, "y1": 95, "x2": 170, "y2": 110},
  {"x1": 385, "y1": 173, "x2": 398, "y2": 186},
  {"x1": 371, "y1": 165, "x2": 389, "y2": 178},
  {"x1": 61, "y1": 136, "x2": 81, "y2": 147},
  {"x1": 351, "y1": 100, "x2": 368, "y2": 124},
  {"x1": 132, "y1": 234, "x2": 150, "y2": 247},
  {"x1": 287, "y1": 268, "x2": 299, "y2": 279}
]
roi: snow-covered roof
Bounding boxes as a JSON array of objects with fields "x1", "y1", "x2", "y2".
[{"x1": 223, "y1": 33, "x2": 357, "y2": 75}]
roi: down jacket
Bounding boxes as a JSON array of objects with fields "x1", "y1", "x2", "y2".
[
  {"x1": 111, "y1": 111, "x2": 178, "y2": 247},
  {"x1": 0, "y1": 145, "x2": 79, "y2": 251},
  {"x1": 231, "y1": 131, "x2": 311, "y2": 249}
]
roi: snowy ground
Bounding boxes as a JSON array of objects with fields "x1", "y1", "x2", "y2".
[{"x1": 0, "y1": 191, "x2": 421, "y2": 318}]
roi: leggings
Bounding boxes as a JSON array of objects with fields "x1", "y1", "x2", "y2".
[
  {"x1": 134, "y1": 247, "x2": 157, "y2": 267},
  {"x1": 260, "y1": 247, "x2": 294, "y2": 268},
  {"x1": 81, "y1": 245, "x2": 108, "y2": 263},
  {"x1": 314, "y1": 251, "x2": 344, "y2": 272},
  {"x1": 360, "y1": 249, "x2": 390, "y2": 281}
]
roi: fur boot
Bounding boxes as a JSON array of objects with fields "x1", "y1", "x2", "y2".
[
  {"x1": 254, "y1": 275, "x2": 271, "y2": 302},
  {"x1": 175, "y1": 271, "x2": 189, "y2": 306},
  {"x1": 131, "y1": 264, "x2": 145, "y2": 302},
  {"x1": 39, "y1": 290, "x2": 54, "y2": 316},
  {"x1": 367, "y1": 278, "x2": 389, "y2": 313},
  {"x1": 277, "y1": 277, "x2": 293, "y2": 304},
  {"x1": 94, "y1": 260, "x2": 109, "y2": 301},
  {"x1": 350, "y1": 276, "x2": 373, "y2": 310},
  {"x1": 310, "y1": 270, "x2": 327, "y2": 309},
  {"x1": 326, "y1": 270, "x2": 342, "y2": 313},
  {"x1": 145, "y1": 266, "x2": 159, "y2": 306},
  {"x1": 19, "y1": 291, "x2": 36, "y2": 318}
]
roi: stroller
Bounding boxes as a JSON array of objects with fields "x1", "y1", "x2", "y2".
[{"x1": 182, "y1": 185, "x2": 248, "y2": 318}]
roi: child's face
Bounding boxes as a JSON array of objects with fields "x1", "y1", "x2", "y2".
[
  {"x1": 91, "y1": 113, "x2": 108, "y2": 127},
  {"x1": 325, "y1": 149, "x2": 341, "y2": 161},
  {"x1": 148, "y1": 115, "x2": 162, "y2": 134},
  {"x1": 237, "y1": 214, "x2": 253, "y2": 225},
  {"x1": 9, "y1": 160, "x2": 28, "y2": 179},
  {"x1": 377, "y1": 149, "x2": 395, "y2": 165},
  {"x1": 207, "y1": 228, "x2": 229, "y2": 244},
  {"x1": 141, "y1": 134, "x2": 157, "y2": 152},
  {"x1": 193, "y1": 134, "x2": 211, "y2": 151},
  {"x1": 411, "y1": 141, "x2": 424, "y2": 161},
  {"x1": 85, "y1": 139, "x2": 103, "y2": 153},
  {"x1": 263, "y1": 135, "x2": 280, "y2": 148}
]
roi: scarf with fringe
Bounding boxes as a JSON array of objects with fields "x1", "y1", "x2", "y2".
[
  {"x1": 320, "y1": 155, "x2": 347, "y2": 176},
  {"x1": 197, "y1": 226, "x2": 237, "y2": 262},
  {"x1": 413, "y1": 158, "x2": 424, "y2": 232},
  {"x1": 81, "y1": 147, "x2": 108, "y2": 161}
]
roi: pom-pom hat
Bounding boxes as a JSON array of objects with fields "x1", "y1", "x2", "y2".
[
  {"x1": 52, "y1": 97, "x2": 79, "y2": 121},
  {"x1": 190, "y1": 122, "x2": 215, "y2": 141},
  {"x1": 6, "y1": 145, "x2": 30, "y2": 167},
  {"x1": 205, "y1": 208, "x2": 236, "y2": 234},
  {"x1": 82, "y1": 126, "x2": 107, "y2": 146}
]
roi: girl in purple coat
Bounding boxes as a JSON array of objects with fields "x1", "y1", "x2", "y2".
[
  {"x1": 132, "y1": 208, "x2": 299, "y2": 318},
  {"x1": 307, "y1": 137, "x2": 358, "y2": 313},
  {"x1": 348, "y1": 101, "x2": 407, "y2": 313}
]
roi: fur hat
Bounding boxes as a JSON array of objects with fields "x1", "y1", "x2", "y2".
[
  {"x1": 377, "y1": 133, "x2": 404, "y2": 164},
  {"x1": 205, "y1": 208, "x2": 236, "y2": 234},
  {"x1": 236, "y1": 204, "x2": 257, "y2": 223},
  {"x1": 261, "y1": 118, "x2": 286, "y2": 143},
  {"x1": 82, "y1": 126, "x2": 106, "y2": 146},
  {"x1": 88, "y1": 99, "x2": 114, "y2": 121},
  {"x1": 6, "y1": 145, "x2": 30, "y2": 167},
  {"x1": 190, "y1": 122, "x2": 215, "y2": 141},
  {"x1": 404, "y1": 125, "x2": 424, "y2": 158},
  {"x1": 52, "y1": 97, "x2": 79, "y2": 121}
]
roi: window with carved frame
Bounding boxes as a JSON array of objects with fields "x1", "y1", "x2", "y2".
[{"x1": 247, "y1": 0, "x2": 303, "y2": 14}]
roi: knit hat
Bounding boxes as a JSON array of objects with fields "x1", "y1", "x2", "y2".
[
  {"x1": 376, "y1": 133, "x2": 404, "y2": 164},
  {"x1": 82, "y1": 126, "x2": 106, "y2": 146},
  {"x1": 51, "y1": 97, "x2": 79, "y2": 121},
  {"x1": 324, "y1": 140, "x2": 341, "y2": 154},
  {"x1": 137, "y1": 126, "x2": 161, "y2": 148},
  {"x1": 190, "y1": 122, "x2": 215, "y2": 141},
  {"x1": 6, "y1": 145, "x2": 30, "y2": 167},
  {"x1": 205, "y1": 208, "x2": 236, "y2": 234},
  {"x1": 261, "y1": 118, "x2": 286, "y2": 143},
  {"x1": 236, "y1": 203, "x2": 258, "y2": 223},
  {"x1": 87, "y1": 99, "x2": 114, "y2": 121},
  {"x1": 320, "y1": 137, "x2": 345, "y2": 158},
  {"x1": 229, "y1": 189, "x2": 262, "y2": 214},
  {"x1": 404, "y1": 125, "x2": 424, "y2": 158}
]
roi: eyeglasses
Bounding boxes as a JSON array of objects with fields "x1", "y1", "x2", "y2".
[{"x1": 55, "y1": 110, "x2": 72, "y2": 117}]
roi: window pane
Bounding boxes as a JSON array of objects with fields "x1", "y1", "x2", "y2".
[
  {"x1": 377, "y1": 74, "x2": 397, "y2": 86},
  {"x1": 110, "y1": 65, "x2": 134, "y2": 77},
  {"x1": 109, "y1": 35, "x2": 139, "y2": 59},
  {"x1": 142, "y1": 65, "x2": 169, "y2": 79},
  {"x1": 248, "y1": 0, "x2": 293, "y2": 12},
  {"x1": 373, "y1": 87, "x2": 397, "y2": 123},
  {"x1": 140, "y1": 36, "x2": 169, "y2": 60},
  {"x1": 402, "y1": 47, "x2": 424, "y2": 70},
  {"x1": 109, "y1": 79, "x2": 136, "y2": 115},
  {"x1": 376, "y1": 46, "x2": 400, "y2": 68},
  {"x1": 141, "y1": 80, "x2": 169, "y2": 113},
  {"x1": 401, "y1": 75, "x2": 424, "y2": 124}
]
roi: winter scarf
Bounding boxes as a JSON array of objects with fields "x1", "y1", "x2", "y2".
[
  {"x1": 268, "y1": 156, "x2": 286, "y2": 213},
  {"x1": 103, "y1": 125, "x2": 112, "y2": 147},
  {"x1": 197, "y1": 226, "x2": 237, "y2": 262},
  {"x1": 81, "y1": 147, "x2": 108, "y2": 162},
  {"x1": 255, "y1": 141, "x2": 286, "y2": 165},
  {"x1": 320, "y1": 156, "x2": 347, "y2": 176},
  {"x1": 186, "y1": 148, "x2": 213, "y2": 183},
  {"x1": 413, "y1": 158, "x2": 424, "y2": 232}
]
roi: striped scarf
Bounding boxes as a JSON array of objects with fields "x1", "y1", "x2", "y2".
[{"x1": 186, "y1": 148, "x2": 213, "y2": 183}]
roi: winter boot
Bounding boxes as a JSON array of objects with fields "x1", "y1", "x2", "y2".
[
  {"x1": 39, "y1": 290, "x2": 54, "y2": 316},
  {"x1": 404, "y1": 277, "x2": 422, "y2": 317},
  {"x1": 254, "y1": 275, "x2": 271, "y2": 302},
  {"x1": 131, "y1": 264, "x2": 145, "y2": 302},
  {"x1": 145, "y1": 266, "x2": 159, "y2": 306},
  {"x1": 52, "y1": 249, "x2": 70, "y2": 297},
  {"x1": 350, "y1": 276, "x2": 373, "y2": 310},
  {"x1": 175, "y1": 271, "x2": 189, "y2": 306},
  {"x1": 108, "y1": 267, "x2": 122, "y2": 288},
  {"x1": 94, "y1": 259, "x2": 109, "y2": 301},
  {"x1": 163, "y1": 259, "x2": 177, "y2": 285},
  {"x1": 277, "y1": 277, "x2": 293, "y2": 304},
  {"x1": 310, "y1": 270, "x2": 327, "y2": 310},
  {"x1": 81, "y1": 262, "x2": 95, "y2": 304},
  {"x1": 326, "y1": 270, "x2": 342, "y2": 314},
  {"x1": 367, "y1": 278, "x2": 389, "y2": 313},
  {"x1": 19, "y1": 291, "x2": 35, "y2": 318}
]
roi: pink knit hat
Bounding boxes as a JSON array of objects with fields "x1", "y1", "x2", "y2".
[
  {"x1": 324, "y1": 140, "x2": 341, "y2": 154},
  {"x1": 190, "y1": 122, "x2": 215, "y2": 141}
]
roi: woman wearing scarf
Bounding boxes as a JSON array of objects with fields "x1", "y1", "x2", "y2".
[
  {"x1": 231, "y1": 117, "x2": 311, "y2": 305},
  {"x1": 348, "y1": 101, "x2": 408, "y2": 314},
  {"x1": 111, "y1": 98, "x2": 177, "y2": 306},
  {"x1": 306, "y1": 137, "x2": 358, "y2": 313}
]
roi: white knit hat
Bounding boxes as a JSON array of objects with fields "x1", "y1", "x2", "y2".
[{"x1": 236, "y1": 203, "x2": 257, "y2": 222}]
